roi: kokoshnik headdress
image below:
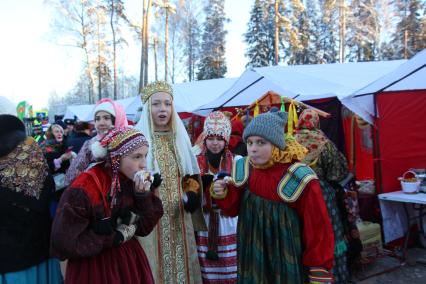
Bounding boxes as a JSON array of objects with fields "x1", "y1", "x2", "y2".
[{"x1": 141, "y1": 81, "x2": 174, "y2": 104}]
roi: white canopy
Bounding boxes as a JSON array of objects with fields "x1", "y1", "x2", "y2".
[
  {"x1": 194, "y1": 59, "x2": 406, "y2": 116},
  {"x1": 0, "y1": 96, "x2": 16, "y2": 115},
  {"x1": 342, "y1": 49, "x2": 426, "y2": 124},
  {"x1": 173, "y1": 78, "x2": 237, "y2": 112},
  {"x1": 63, "y1": 78, "x2": 237, "y2": 121},
  {"x1": 63, "y1": 104, "x2": 93, "y2": 121}
]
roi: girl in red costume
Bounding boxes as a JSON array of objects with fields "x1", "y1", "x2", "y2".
[
  {"x1": 195, "y1": 111, "x2": 238, "y2": 283},
  {"x1": 51, "y1": 127, "x2": 163, "y2": 284},
  {"x1": 212, "y1": 110, "x2": 335, "y2": 284}
]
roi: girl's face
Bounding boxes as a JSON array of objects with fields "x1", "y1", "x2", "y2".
[
  {"x1": 52, "y1": 127, "x2": 63, "y2": 142},
  {"x1": 205, "y1": 136, "x2": 226, "y2": 154},
  {"x1": 150, "y1": 92, "x2": 173, "y2": 131},
  {"x1": 246, "y1": 136, "x2": 273, "y2": 165},
  {"x1": 119, "y1": 145, "x2": 149, "y2": 180},
  {"x1": 94, "y1": 111, "x2": 114, "y2": 136}
]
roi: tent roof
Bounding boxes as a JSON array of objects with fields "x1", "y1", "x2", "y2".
[
  {"x1": 63, "y1": 78, "x2": 237, "y2": 121},
  {"x1": 342, "y1": 49, "x2": 426, "y2": 124},
  {"x1": 173, "y1": 78, "x2": 237, "y2": 112},
  {"x1": 194, "y1": 59, "x2": 406, "y2": 115},
  {"x1": 0, "y1": 96, "x2": 15, "y2": 115},
  {"x1": 63, "y1": 104, "x2": 94, "y2": 121}
]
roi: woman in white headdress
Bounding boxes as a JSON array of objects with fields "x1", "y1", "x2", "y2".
[{"x1": 135, "y1": 81, "x2": 206, "y2": 284}]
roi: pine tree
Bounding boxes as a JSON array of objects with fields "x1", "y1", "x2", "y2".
[
  {"x1": 346, "y1": 0, "x2": 380, "y2": 61},
  {"x1": 181, "y1": 1, "x2": 203, "y2": 81},
  {"x1": 288, "y1": 0, "x2": 322, "y2": 64},
  {"x1": 317, "y1": 0, "x2": 339, "y2": 63},
  {"x1": 245, "y1": 0, "x2": 273, "y2": 67},
  {"x1": 388, "y1": 0, "x2": 425, "y2": 59},
  {"x1": 197, "y1": 0, "x2": 228, "y2": 80}
]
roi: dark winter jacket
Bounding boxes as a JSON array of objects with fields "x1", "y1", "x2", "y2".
[{"x1": 67, "y1": 132, "x2": 92, "y2": 154}]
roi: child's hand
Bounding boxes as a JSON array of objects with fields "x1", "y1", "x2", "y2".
[{"x1": 213, "y1": 179, "x2": 226, "y2": 196}]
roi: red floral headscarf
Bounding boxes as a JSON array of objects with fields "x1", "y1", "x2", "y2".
[{"x1": 295, "y1": 109, "x2": 328, "y2": 165}]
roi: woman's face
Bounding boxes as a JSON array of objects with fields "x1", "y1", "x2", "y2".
[
  {"x1": 205, "y1": 136, "x2": 226, "y2": 154},
  {"x1": 150, "y1": 92, "x2": 172, "y2": 131},
  {"x1": 95, "y1": 111, "x2": 114, "y2": 136},
  {"x1": 52, "y1": 127, "x2": 63, "y2": 143},
  {"x1": 119, "y1": 145, "x2": 149, "y2": 180},
  {"x1": 246, "y1": 136, "x2": 273, "y2": 165}
]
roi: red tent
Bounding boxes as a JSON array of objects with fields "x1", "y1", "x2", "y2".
[
  {"x1": 374, "y1": 90, "x2": 426, "y2": 192},
  {"x1": 343, "y1": 49, "x2": 426, "y2": 193}
]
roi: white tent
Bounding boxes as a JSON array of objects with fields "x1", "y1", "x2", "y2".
[
  {"x1": 0, "y1": 96, "x2": 16, "y2": 115},
  {"x1": 342, "y1": 49, "x2": 426, "y2": 124},
  {"x1": 173, "y1": 78, "x2": 237, "y2": 112},
  {"x1": 115, "y1": 96, "x2": 142, "y2": 121},
  {"x1": 63, "y1": 104, "x2": 94, "y2": 121},
  {"x1": 194, "y1": 60, "x2": 406, "y2": 116},
  {"x1": 63, "y1": 99, "x2": 141, "y2": 122},
  {"x1": 62, "y1": 77, "x2": 237, "y2": 121}
]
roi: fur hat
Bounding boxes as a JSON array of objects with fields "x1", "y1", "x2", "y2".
[
  {"x1": 0, "y1": 114, "x2": 27, "y2": 157},
  {"x1": 91, "y1": 127, "x2": 149, "y2": 207},
  {"x1": 203, "y1": 111, "x2": 232, "y2": 144},
  {"x1": 243, "y1": 109, "x2": 288, "y2": 150}
]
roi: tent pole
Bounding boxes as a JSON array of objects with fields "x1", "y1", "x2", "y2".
[
  {"x1": 373, "y1": 92, "x2": 384, "y2": 194},
  {"x1": 214, "y1": 76, "x2": 265, "y2": 110}
]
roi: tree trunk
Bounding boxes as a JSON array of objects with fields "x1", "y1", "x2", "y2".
[
  {"x1": 97, "y1": 16, "x2": 102, "y2": 100},
  {"x1": 165, "y1": 10, "x2": 169, "y2": 81},
  {"x1": 274, "y1": 0, "x2": 279, "y2": 65},
  {"x1": 154, "y1": 35, "x2": 158, "y2": 81},
  {"x1": 139, "y1": 0, "x2": 146, "y2": 93},
  {"x1": 171, "y1": 27, "x2": 176, "y2": 84},
  {"x1": 144, "y1": 0, "x2": 152, "y2": 86},
  {"x1": 110, "y1": 0, "x2": 118, "y2": 99},
  {"x1": 339, "y1": 0, "x2": 346, "y2": 63},
  {"x1": 84, "y1": 50, "x2": 95, "y2": 104}
]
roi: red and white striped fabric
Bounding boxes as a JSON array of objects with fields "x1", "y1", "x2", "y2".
[{"x1": 196, "y1": 214, "x2": 238, "y2": 283}]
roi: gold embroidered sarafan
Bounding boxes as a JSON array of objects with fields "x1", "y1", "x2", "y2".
[{"x1": 150, "y1": 132, "x2": 202, "y2": 283}]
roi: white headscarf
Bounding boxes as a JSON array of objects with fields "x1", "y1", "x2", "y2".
[{"x1": 135, "y1": 95, "x2": 200, "y2": 176}]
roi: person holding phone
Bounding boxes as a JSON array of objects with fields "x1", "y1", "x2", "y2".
[{"x1": 51, "y1": 127, "x2": 164, "y2": 284}]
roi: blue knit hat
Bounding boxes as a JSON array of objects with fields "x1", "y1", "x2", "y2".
[{"x1": 243, "y1": 109, "x2": 288, "y2": 150}]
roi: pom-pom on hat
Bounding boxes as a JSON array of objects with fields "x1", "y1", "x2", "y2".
[
  {"x1": 243, "y1": 109, "x2": 288, "y2": 150},
  {"x1": 203, "y1": 111, "x2": 232, "y2": 144},
  {"x1": 141, "y1": 80, "x2": 173, "y2": 104},
  {"x1": 91, "y1": 127, "x2": 149, "y2": 207}
]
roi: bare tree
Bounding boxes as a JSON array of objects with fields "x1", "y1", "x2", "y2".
[
  {"x1": 154, "y1": 0, "x2": 176, "y2": 81},
  {"x1": 143, "y1": 0, "x2": 153, "y2": 86},
  {"x1": 338, "y1": 0, "x2": 347, "y2": 62},
  {"x1": 47, "y1": 0, "x2": 98, "y2": 103},
  {"x1": 137, "y1": 0, "x2": 153, "y2": 92},
  {"x1": 110, "y1": 0, "x2": 118, "y2": 99}
]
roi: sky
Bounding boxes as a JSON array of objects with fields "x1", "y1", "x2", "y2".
[{"x1": 0, "y1": 0, "x2": 251, "y2": 110}]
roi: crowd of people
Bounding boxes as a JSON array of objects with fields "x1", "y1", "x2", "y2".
[{"x1": 0, "y1": 80, "x2": 361, "y2": 284}]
